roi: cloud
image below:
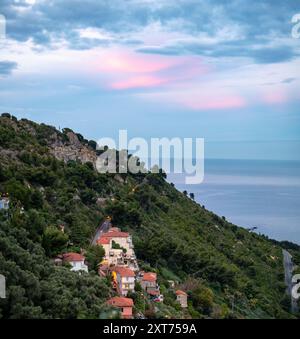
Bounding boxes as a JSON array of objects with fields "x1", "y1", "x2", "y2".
[
  {"x1": 138, "y1": 40, "x2": 298, "y2": 64},
  {"x1": 0, "y1": 0, "x2": 299, "y2": 65},
  {"x1": 0, "y1": 61, "x2": 18, "y2": 76},
  {"x1": 249, "y1": 47, "x2": 297, "y2": 64},
  {"x1": 110, "y1": 75, "x2": 169, "y2": 90},
  {"x1": 88, "y1": 48, "x2": 209, "y2": 90},
  {"x1": 0, "y1": 0, "x2": 299, "y2": 112},
  {"x1": 281, "y1": 77, "x2": 297, "y2": 84},
  {"x1": 136, "y1": 87, "x2": 248, "y2": 111},
  {"x1": 94, "y1": 49, "x2": 179, "y2": 73},
  {"x1": 262, "y1": 89, "x2": 288, "y2": 105}
]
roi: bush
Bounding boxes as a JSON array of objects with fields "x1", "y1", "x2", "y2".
[
  {"x1": 191, "y1": 286, "x2": 214, "y2": 315},
  {"x1": 42, "y1": 226, "x2": 69, "y2": 257}
]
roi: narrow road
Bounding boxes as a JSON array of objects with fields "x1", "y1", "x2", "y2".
[
  {"x1": 91, "y1": 219, "x2": 111, "y2": 245},
  {"x1": 282, "y1": 249, "x2": 299, "y2": 314}
]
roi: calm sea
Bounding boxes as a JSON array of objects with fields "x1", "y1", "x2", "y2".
[{"x1": 167, "y1": 159, "x2": 300, "y2": 244}]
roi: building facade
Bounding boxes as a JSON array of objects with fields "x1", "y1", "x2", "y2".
[
  {"x1": 113, "y1": 266, "x2": 135, "y2": 296},
  {"x1": 107, "y1": 297, "x2": 134, "y2": 319},
  {"x1": 176, "y1": 290, "x2": 188, "y2": 308},
  {"x1": 62, "y1": 253, "x2": 88, "y2": 273},
  {"x1": 0, "y1": 198, "x2": 9, "y2": 210},
  {"x1": 140, "y1": 272, "x2": 160, "y2": 296}
]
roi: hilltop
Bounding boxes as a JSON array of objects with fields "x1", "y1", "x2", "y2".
[{"x1": 0, "y1": 113, "x2": 299, "y2": 319}]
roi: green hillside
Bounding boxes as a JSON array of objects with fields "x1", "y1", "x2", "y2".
[{"x1": 0, "y1": 113, "x2": 299, "y2": 319}]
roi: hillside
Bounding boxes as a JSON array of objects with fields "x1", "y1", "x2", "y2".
[{"x1": 0, "y1": 113, "x2": 299, "y2": 319}]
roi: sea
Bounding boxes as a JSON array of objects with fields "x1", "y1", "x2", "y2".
[{"x1": 167, "y1": 159, "x2": 300, "y2": 245}]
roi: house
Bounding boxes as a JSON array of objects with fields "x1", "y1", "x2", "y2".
[
  {"x1": 62, "y1": 252, "x2": 88, "y2": 273},
  {"x1": 97, "y1": 227, "x2": 138, "y2": 270},
  {"x1": 0, "y1": 197, "x2": 9, "y2": 210},
  {"x1": 176, "y1": 290, "x2": 188, "y2": 308},
  {"x1": 97, "y1": 235, "x2": 124, "y2": 266},
  {"x1": 107, "y1": 297, "x2": 134, "y2": 319},
  {"x1": 112, "y1": 266, "x2": 135, "y2": 296},
  {"x1": 140, "y1": 272, "x2": 160, "y2": 296},
  {"x1": 98, "y1": 228, "x2": 134, "y2": 256},
  {"x1": 97, "y1": 236, "x2": 111, "y2": 256}
]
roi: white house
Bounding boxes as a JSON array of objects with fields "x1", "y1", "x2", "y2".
[
  {"x1": 97, "y1": 228, "x2": 138, "y2": 270},
  {"x1": 97, "y1": 228, "x2": 134, "y2": 257},
  {"x1": 62, "y1": 252, "x2": 88, "y2": 273},
  {"x1": 0, "y1": 197, "x2": 9, "y2": 210}
]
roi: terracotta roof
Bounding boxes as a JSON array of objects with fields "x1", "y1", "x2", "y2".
[
  {"x1": 176, "y1": 290, "x2": 187, "y2": 296},
  {"x1": 97, "y1": 237, "x2": 110, "y2": 245},
  {"x1": 142, "y1": 272, "x2": 157, "y2": 282},
  {"x1": 107, "y1": 297, "x2": 134, "y2": 307},
  {"x1": 63, "y1": 252, "x2": 85, "y2": 262},
  {"x1": 148, "y1": 290, "x2": 160, "y2": 296},
  {"x1": 102, "y1": 231, "x2": 129, "y2": 238},
  {"x1": 114, "y1": 266, "x2": 135, "y2": 277},
  {"x1": 109, "y1": 227, "x2": 121, "y2": 232}
]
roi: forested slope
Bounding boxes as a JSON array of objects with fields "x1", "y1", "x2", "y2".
[{"x1": 0, "y1": 114, "x2": 298, "y2": 319}]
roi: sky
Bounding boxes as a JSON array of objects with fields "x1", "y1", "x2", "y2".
[{"x1": 0, "y1": 0, "x2": 300, "y2": 160}]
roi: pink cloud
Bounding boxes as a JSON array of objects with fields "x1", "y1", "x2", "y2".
[
  {"x1": 111, "y1": 76, "x2": 169, "y2": 90},
  {"x1": 90, "y1": 48, "x2": 210, "y2": 90},
  {"x1": 137, "y1": 90, "x2": 247, "y2": 111},
  {"x1": 95, "y1": 50, "x2": 179, "y2": 74},
  {"x1": 262, "y1": 89, "x2": 288, "y2": 105},
  {"x1": 186, "y1": 95, "x2": 246, "y2": 110}
]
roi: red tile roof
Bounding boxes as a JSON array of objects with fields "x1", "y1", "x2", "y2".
[
  {"x1": 107, "y1": 297, "x2": 134, "y2": 307},
  {"x1": 63, "y1": 252, "x2": 85, "y2": 262},
  {"x1": 176, "y1": 290, "x2": 187, "y2": 296},
  {"x1": 114, "y1": 266, "x2": 135, "y2": 277},
  {"x1": 143, "y1": 272, "x2": 157, "y2": 282},
  {"x1": 102, "y1": 231, "x2": 129, "y2": 238},
  {"x1": 148, "y1": 290, "x2": 160, "y2": 296},
  {"x1": 97, "y1": 237, "x2": 110, "y2": 245},
  {"x1": 109, "y1": 227, "x2": 121, "y2": 232}
]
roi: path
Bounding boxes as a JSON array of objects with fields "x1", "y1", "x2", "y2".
[{"x1": 91, "y1": 219, "x2": 111, "y2": 245}]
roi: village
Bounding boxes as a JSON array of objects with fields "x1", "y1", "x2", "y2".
[
  {"x1": 1, "y1": 192, "x2": 188, "y2": 319},
  {"x1": 56, "y1": 218, "x2": 188, "y2": 319}
]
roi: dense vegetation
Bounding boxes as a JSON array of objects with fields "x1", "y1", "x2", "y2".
[{"x1": 0, "y1": 114, "x2": 299, "y2": 319}]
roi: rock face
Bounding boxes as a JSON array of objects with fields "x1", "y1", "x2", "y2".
[
  {"x1": 0, "y1": 117, "x2": 98, "y2": 167},
  {"x1": 49, "y1": 131, "x2": 97, "y2": 167}
]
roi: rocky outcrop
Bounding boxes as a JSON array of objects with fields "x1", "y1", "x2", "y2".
[{"x1": 49, "y1": 131, "x2": 97, "y2": 167}]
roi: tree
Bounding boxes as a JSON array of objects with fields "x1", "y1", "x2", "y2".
[
  {"x1": 134, "y1": 184, "x2": 155, "y2": 211},
  {"x1": 42, "y1": 226, "x2": 69, "y2": 257},
  {"x1": 85, "y1": 245, "x2": 105, "y2": 272},
  {"x1": 80, "y1": 188, "x2": 97, "y2": 205},
  {"x1": 189, "y1": 193, "x2": 195, "y2": 200},
  {"x1": 88, "y1": 140, "x2": 97, "y2": 150},
  {"x1": 192, "y1": 286, "x2": 214, "y2": 315},
  {"x1": 29, "y1": 189, "x2": 44, "y2": 209},
  {"x1": 99, "y1": 306, "x2": 121, "y2": 319},
  {"x1": 5, "y1": 179, "x2": 30, "y2": 207}
]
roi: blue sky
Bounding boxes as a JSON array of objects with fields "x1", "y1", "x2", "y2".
[{"x1": 0, "y1": 0, "x2": 300, "y2": 160}]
